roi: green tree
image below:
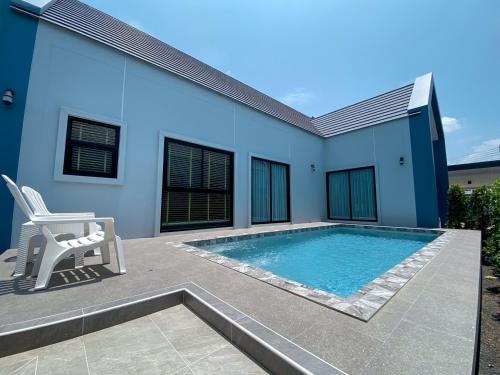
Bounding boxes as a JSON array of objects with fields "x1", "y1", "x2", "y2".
[
  {"x1": 467, "y1": 185, "x2": 493, "y2": 238},
  {"x1": 447, "y1": 184, "x2": 467, "y2": 228},
  {"x1": 484, "y1": 180, "x2": 500, "y2": 274}
]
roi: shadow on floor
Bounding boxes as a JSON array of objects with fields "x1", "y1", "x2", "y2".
[{"x1": 0, "y1": 257, "x2": 118, "y2": 296}]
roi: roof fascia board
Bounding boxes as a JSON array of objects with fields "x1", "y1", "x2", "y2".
[
  {"x1": 448, "y1": 160, "x2": 500, "y2": 171},
  {"x1": 11, "y1": 0, "x2": 57, "y2": 15},
  {"x1": 407, "y1": 73, "x2": 433, "y2": 113}
]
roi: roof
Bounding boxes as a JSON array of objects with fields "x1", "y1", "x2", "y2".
[
  {"x1": 11, "y1": 0, "x2": 430, "y2": 139},
  {"x1": 312, "y1": 84, "x2": 414, "y2": 137},
  {"x1": 448, "y1": 160, "x2": 500, "y2": 172},
  {"x1": 27, "y1": 0, "x2": 320, "y2": 136}
]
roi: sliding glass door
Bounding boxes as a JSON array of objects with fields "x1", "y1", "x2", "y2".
[
  {"x1": 251, "y1": 157, "x2": 290, "y2": 224},
  {"x1": 161, "y1": 138, "x2": 233, "y2": 231},
  {"x1": 327, "y1": 166, "x2": 377, "y2": 221}
]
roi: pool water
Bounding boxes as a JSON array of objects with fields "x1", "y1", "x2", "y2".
[{"x1": 201, "y1": 227, "x2": 438, "y2": 298}]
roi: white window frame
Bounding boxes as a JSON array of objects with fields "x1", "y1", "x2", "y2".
[{"x1": 54, "y1": 107, "x2": 127, "y2": 185}]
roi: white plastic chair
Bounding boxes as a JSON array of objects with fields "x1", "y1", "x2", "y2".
[
  {"x1": 32, "y1": 216, "x2": 126, "y2": 290},
  {"x1": 22, "y1": 186, "x2": 95, "y2": 217},
  {"x1": 22, "y1": 186, "x2": 102, "y2": 257},
  {"x1": 2, "y1": 175, "x2": 91, "y2": 276}
]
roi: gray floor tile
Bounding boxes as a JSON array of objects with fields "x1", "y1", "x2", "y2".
[
  {"x1": 0, "y1": 352, "x2": 37, "y2": 375},
  {"x1": 363, "y1": 320, "x2": 474, "y2": 375},
  {"x1": 293, "y1": 319, "x2": 384, "y2": 375},
  {"x1": 189, "y1": 345, "x2": 266, "y2": 375},
  {"x1": 404, "y1": 285, "x2": 477, "y2": 341},
  {"x1": 83, "y1": 316, "x2": 186, "y2": 374},
  {"x1": 11, "y1": 358, "x2": 37, "y2": 375},
  {"x1": 151, "y1": 305, "x2": 229, "y2": 364},
  {"x1": 35, "y1": 337, "x2": 88, "y2": 375}
]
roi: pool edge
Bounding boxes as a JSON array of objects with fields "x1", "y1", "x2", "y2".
[{"x1": 174, "y1": 223, "x2": 453, "y2": 321}]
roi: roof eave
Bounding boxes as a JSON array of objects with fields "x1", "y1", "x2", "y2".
[
  {"x1": 10, "y1": 0, "x2": 57, "y2": 15},
  {"x1": 407, "y1": 73, "x2": 433, "y2": 113}
]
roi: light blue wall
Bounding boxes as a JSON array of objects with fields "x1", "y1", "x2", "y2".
[
  {"x1": 0, "y1": 5, "x2": 38, "y2": 251},
  {"x1": 324, "y1": 118, "x2": 418, "y2": 227},
  {"x1": 12, "y1": 22, "x2": 326, "y2": 245}
]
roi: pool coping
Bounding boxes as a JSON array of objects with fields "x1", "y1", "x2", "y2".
[
  {"x1": 172, "y1": 223, "x2": 454, "y2": 321},
  {"x1": 0, "y1": 282, "x2": 344, "y2": 375}
]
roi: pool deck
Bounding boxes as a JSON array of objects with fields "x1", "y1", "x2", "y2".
[{"x1": 0, "y1": 222, "x2": 481, "y2": 375}]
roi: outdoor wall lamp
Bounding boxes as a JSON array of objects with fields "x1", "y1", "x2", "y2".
[
  {"x1": 310, "y1": 163, "x2": 316, "y2": 172},
  {"x1": 2, "y1": 89, "x2": 14, "y2": 106},
  {"x1": 399, "y1": 156, "x2": 405, "y2": 165}
]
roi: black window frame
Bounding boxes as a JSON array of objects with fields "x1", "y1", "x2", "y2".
[
  {"x1": 63, "y1": 115, "x2": 121, "y2": 179},
  {"x1": 326, "y1": 165, "x2": 378, "y2": 222},
  {"x1": 161, "y1": 138, "x2": 234, "y2": 232},
  {"x1": 251, "y1": 156, "x2": 291, "y2": 225}
]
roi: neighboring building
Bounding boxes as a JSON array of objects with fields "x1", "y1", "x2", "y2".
[
  {"x1": 0, "y1": 0, "x2": 448, "y2": 250},
  {"x1": 448, "y1": 160, "x2": 500, "y2": 193}
]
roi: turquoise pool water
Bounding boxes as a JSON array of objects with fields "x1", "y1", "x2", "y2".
[{"x1": 201, "y1": 227, "x2": 438, "y2": 298}]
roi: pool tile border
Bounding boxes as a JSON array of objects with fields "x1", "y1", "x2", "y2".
[{"x1": 171, "y1": 223, "x2": 454, "y2": 321}]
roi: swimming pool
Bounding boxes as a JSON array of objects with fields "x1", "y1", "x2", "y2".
[{"x1": 200, "y1": 227, "x2": 439, "y2": 298}]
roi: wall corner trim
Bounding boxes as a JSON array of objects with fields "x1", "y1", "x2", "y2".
[
  {"x1": 10, "y1": 0, "x2": 56, "y2": 15},
  {"x1": 407, "y1": 73, "x2": 433, "y2": 113}
]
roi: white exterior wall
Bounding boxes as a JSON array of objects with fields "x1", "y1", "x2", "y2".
[
  {"x1": 12, "y1": 22, "x2": 326, "y2": 244},
  {"x1": 324, "y1": 118, "x2": 418, "y2": 227},
  {"x1": 449, "y1": 167, "x2": 500, "y2": 189}
]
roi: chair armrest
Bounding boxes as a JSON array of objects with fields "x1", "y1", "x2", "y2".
[
  {"x1": 32, "y1": 217, "x2": 114, "y2": 225},
  {"x1": 36, "y1": 212, "x2": 95, "y2": 217}
]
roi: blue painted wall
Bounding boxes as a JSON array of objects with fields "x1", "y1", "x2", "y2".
[
  {"x1": 430, "y1": 92, "x2": 449, "y2": 226},
  {"x1": 408, "y1": 108, "x2": 440, "y2": 227},
  {"x1": 0, "y1": 4, "x2": 38, "y2": 251}
]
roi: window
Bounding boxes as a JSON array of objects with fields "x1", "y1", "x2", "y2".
[
  {"x1": 327, "y1": 166, "x2": 377, "y2": 221},
  {"x1": 251, "y1": 157, "x2": 290, "y2": 224},
  {"x1": 63, "y1": 116, "x2": 120, "y2": 178},
  {"x1": 161, "y1": 139, "x2": 233, "y2": 231}
]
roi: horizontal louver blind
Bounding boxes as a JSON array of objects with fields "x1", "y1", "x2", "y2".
[
  {"x1": 63, "y1": 116, "x2": 120, "y2": 178},
  {"x1": 161, "y1": 139, "x2": 233, "y2": 231}
]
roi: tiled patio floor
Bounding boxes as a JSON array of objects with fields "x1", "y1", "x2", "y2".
[
  {"x1": 0, "y1": 304, "x2": 266, "y2": 374},
  {"x1": 0, "y1": 223, "x2": 481, "y2": 375}
]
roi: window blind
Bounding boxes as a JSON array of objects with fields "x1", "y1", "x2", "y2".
[
  {"x1": 161, "y1": 139, "x2": 233, "y2": 231},
  {"x1": 63, "y1": 116, "x2": 120, "y2": 178}
]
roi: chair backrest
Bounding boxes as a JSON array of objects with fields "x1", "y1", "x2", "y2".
[
  {"x1": 1, "y1": 175, "x2": 35, "y2": 220},
  {"x1": 22, "y1": 186, "x2": 51, "y2": 215}
]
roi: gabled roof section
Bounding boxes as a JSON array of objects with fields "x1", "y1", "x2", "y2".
[
  {"x1": 312, "y1": 83, "x2": 415, "y2": 138},
  {"x1": 17, "y1": 0, "x2": 321, "y2": 135}
]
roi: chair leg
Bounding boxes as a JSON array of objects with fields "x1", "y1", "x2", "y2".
[
  {"x1": 27, "y1": 235, "x2": 38, "y2": 264},
  {"x1": 113, "y1": 236, "x2": 126, "y2": 274},
  {"x1": 31, "y1": 236, "x2": 47, "y2": 277},
  {"x1": 34, "y1": 244, "x2": 66, "y2": 290},
  {"x1": 100, "y1": 243, "x2": 111, "y2": 264}
]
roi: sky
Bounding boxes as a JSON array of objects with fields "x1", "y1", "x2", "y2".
[{"x1": 81, "y1": 0, "x2": 500, "y2": 165}]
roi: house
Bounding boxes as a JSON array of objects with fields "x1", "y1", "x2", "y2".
[
  {"x1": 0, "y1": 0, "x2": 448, "y2": 250},
  {"x1": 448, "y1": 159, "x2": 500, "y2": 193}
]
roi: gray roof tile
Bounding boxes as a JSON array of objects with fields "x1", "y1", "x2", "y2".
[{"x1": 312, "y1": 84, "x2": 414, "y2": 137}]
